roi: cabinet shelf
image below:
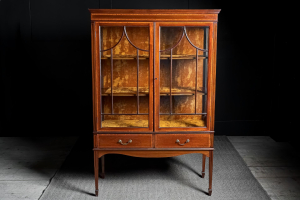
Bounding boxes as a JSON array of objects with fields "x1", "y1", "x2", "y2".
[
  {"x1": 102, "y1": 119, "x2": 205, "y2": 127},
  {"x1": 100, "y1": 54, "x2": 207, "y2": 60},
  {"x1": 160, "y1": 55, "x2": 207, "y2": 60},
  {"x1": 101, "y1": 55, "x2": 149, "y2": 60},
  {"x1": 101, "y1": 87, "x2": 205, "y2": 96}
]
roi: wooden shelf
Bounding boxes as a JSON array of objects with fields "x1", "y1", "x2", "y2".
[
  {"x1": 101, "y1": 87, "x2": 205, "y2": 96},
  {"x1": 160, "y1": 87, "x2": 205, "y2": 96},
  {"x1": 101, "y1": 119, "x2": 205, "y2": 128},
  {"x1": 102, "y1": 87, "x2": 148, "y2": 96},
  {"x1": 102, "y1": 120, "x2": 148, "y2": 127},
  {"x1": 160, "y1": 55, "x2": 207, "y2": 60},
  {"x1": 101, "y1": 55, "x2": 149, "y2": 60},
  {"x1": 160, "y1": 119, "x2": 205, "y2": 127},
  {"x1": 101, "y1": 54, "x2": 207, "y2": 60}
]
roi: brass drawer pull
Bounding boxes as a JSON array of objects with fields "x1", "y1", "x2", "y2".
[
  {"x1": 176, "y1": 139, "x2": 190, "y2": 146},
  {"x1": 118, "y1": 139, "x2": 132, "y2": 145}
]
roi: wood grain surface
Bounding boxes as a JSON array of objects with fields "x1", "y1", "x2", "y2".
[
  {"x1": 155, "y1": 134, "x2": 211, "y2": 148},
  {"x1": 98, "y1": 134, "x2": 152, "y2": 148}
]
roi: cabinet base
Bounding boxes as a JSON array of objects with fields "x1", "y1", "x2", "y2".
[
  {"x1": 99, "y1": 173, "x2": 105, "y2": 179},
  {"x1": 94, "y1": 150, "x2": 213, "y2": 196}
]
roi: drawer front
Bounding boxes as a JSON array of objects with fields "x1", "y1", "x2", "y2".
[
  {"x1": 155, "y1": 134, "x2": 211, "y2": 148},
  {"x1": 98, "y1": 134, "x2": 152, "y2": 148}
]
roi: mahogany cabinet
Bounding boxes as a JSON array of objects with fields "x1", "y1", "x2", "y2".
[{"x1": 89, "y1": 9, "x2": 220, "y2": 197}]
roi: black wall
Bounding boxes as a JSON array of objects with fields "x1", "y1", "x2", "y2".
[{"x1": 1, "y1": 1, "x2": 296, "y2": 143}]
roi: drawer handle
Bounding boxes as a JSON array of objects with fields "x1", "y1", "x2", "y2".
[
  {"x1": 118, "y1": 139, "x2": 132, "y2": 145},
  {"x1": 176, "y1": 139, "x2": 190, "y2": 146}
]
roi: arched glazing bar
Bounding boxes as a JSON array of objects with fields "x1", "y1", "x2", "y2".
[
  {"x1": 124, "y1": 27, "x2": 149, "y2": 52},
  {"x1": 100, "y1": 26, "x2": 149, "y2": 52},
  {"x1": 183, "y1": 27, "x2": 208, "y2": 52},
  {"x1": 100, "y1": 29, "x2": 125, "y2": 52},
  {"x1": 159, "y1": 26, "x2": 208, "y2": 115},
  {"x1": 159, "y1": 27, "x2": 208, "y2": 52},
  {"x1": 159, "y1": 27, "x2": 185, "y2": 53},
  {"x1": 99, "y1": 26, "x2": 149, "y2": 115}
]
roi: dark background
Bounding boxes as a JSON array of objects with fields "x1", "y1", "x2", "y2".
[{"x1": 0, "y1": 0, "x2": 297, "y2": 144}]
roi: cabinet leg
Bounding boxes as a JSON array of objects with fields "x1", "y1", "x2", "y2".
[
  {"x1": 208, "y1": 151, "x2": 213, "y2": 196},
  {"x1": 94, "y1": 151, "x2": 99, "y2": 197},
  {"x1": 202, "y1": 154, "x2": 206, "y2": 178},
  {"x1": 100, "y1": 155, "x2": 105, "y2": 179}
]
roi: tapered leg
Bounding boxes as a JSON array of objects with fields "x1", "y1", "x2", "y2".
[
  {"x1": 94, "y1": 151, "x2": 99, "y2": 197},
  {"x1": 208, "y1": 151, "x2": 213, "y2": 196},
  {"x1": 202, "y1": 154, "x2": 206, "y2": 178},
  {"x1": 100, "y1": 155, "x2": 105, "y2": 178}
]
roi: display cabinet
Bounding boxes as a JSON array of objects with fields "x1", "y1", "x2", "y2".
[{"x1": 89, "y1": 9, "x2": 220, "y2": 196}]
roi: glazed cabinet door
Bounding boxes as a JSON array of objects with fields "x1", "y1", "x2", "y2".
[
  {"x1": 92, "y1": 22, "x2": 153, "y2": 132},
  {"x1": 154, "y1": 22, "x2": 216, "y2": 132}
]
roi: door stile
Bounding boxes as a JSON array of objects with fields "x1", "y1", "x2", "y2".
[
  {"x1": 91, "y1": 22, "x2": 97, "y2": 131},
  {"x1": 210, "y1": 22, "x2": 218, "y2": 131},
  {"x1": 154, "y1": 23, "x2": 160, "y2": 131}
]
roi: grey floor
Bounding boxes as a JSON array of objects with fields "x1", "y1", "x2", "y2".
[
  {"x1": 0, "y1": 137, "x2": 78, "y2": 200},
  {"x1": 0, "y1": 136, "x2": 299, "y2": 200},
  {"x1": 228, "y1": 136, "x2": 300, "y2": 200}
]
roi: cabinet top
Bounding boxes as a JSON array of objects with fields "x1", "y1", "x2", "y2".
[{"x1": 89, "y1": 9, "x2": 221, "y2": 22}]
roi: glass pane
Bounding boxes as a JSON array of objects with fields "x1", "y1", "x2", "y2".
[
  {"x1": 100, "y1": 26, "x2": 149, "y2": 127},
  {"x1": 125, "y1": 27, "x2": 150, "y2": 51},
  {"x1": 159, "y1": 26, "x2": 208, "y2": 128},
  {"x1": 101, "y1": 27, "x2": 124, "y2": 51},
  {"x1": 159, "y1": 49, "x2": 171, "y2": 114},
  {"x1": 102, "y1": 115, "x2": 148, "y2": 128},
  {"x1": 160, "y1": 27, "x2": 183, "y2": 52},
  {"x1": 185, "y1": 27, "x2": 207, "y2": 56}
]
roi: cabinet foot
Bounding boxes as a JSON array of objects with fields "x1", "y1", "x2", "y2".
[
  {"x1": 100, "y1": 156, "x2": 105, "y2": 179},
  {"x1": 208, "y1": 189, "x2": 212, "y2": 196},
  {"x1": 94, "y1": 152, "x2": 99, "y2": 197},
  {"x1": 208, "y1": 151, "x2": 213, "y2": 196},
  {"x1": 202, "y1": 154, "x2": 206, "y2": 178},
  {"x1": 100, "y1": 173, "x2": 105, "y2": 179}
]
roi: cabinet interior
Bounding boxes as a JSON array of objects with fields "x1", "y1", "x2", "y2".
[{"x1": 100, "y1": 26, "x2": 208, "y2": 128}]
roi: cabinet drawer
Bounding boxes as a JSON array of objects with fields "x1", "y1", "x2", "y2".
[
  {"x1": 155, "y1": 134, "x2": 211, "y2": 148},
  {"x1": 98, "y1": 134, "x2": 152, "y2": 148}
]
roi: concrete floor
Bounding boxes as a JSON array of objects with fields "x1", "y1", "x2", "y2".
[
  {"x1": 0, "y1": 136, "x2": 299, "y2": 200},
  {"x1": 228, "y1": 136, "x2": 300, "y2": 200},
  {"x1": 0, "y1": 137, "x2": 78, "y2": 200}
]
